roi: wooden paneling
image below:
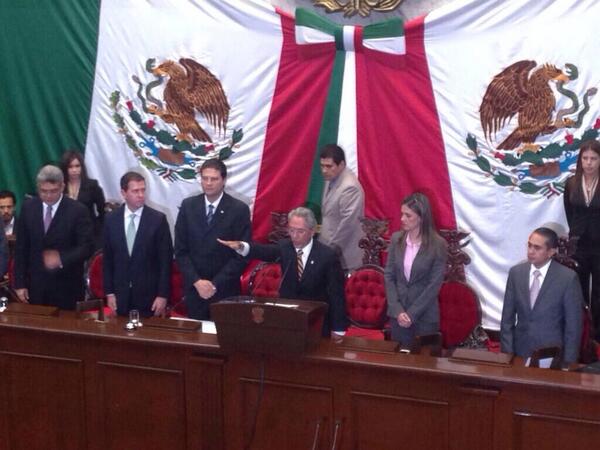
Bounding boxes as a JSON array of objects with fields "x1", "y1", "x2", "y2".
[
  {"x1": 186, "y1": 355, "x2": 225, "y2": 450},
  {"x1": 0, "y1": 352, "x2": 85, "y2": 450},
  {"x1": 512, "y1": 411, "x2": 600, "y2": 450},
  {"x1": 237, "y1": 378, "x2": 334, "y2": 450},
  {"x1": 1, "y1": 313, "x2": 600, "y2": 450},
  {"x1": 349, "y1": 391, "x2": 449, "y2": 450},
  {"x1": 95, "y1": 362, "x2": 185, "y2": 450}
]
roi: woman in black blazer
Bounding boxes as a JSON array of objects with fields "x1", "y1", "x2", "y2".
[
  {"x1": 564, "y1": 139, "x2": 600, "y2": 338},
  {"x1": 60, "y1": 150, "x2": 106, "y2": 249},
  {"x1": 384, "y1": 192, "x2": 447, "y2": 347}
]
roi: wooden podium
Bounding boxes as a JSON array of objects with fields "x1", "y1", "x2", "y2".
[{"x1": 210, "y1": 296, "x2": 327, "y2": 356}]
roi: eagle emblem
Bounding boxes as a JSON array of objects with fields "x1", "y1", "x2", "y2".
[
  {"x1": 110, "y1": 57, "x2": 243, "y2": 182},
  {"x1": 150, "y1": 58, "x2": 230, "y2": 143},
  {"x1": 313, "y1": 0, "x2": 405, "y2": 18},
  {"x1": 467, "y1": 61, "x2": 598, "y2": 197}
]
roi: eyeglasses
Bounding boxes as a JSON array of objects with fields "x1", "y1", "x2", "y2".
[{"x1": 288, "y1": 227, "x2": 310, "y2": 236}]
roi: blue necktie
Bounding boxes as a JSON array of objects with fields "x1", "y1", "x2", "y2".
[{"x1": 207, "y1": 204, "x2": 215, "y2": 225}]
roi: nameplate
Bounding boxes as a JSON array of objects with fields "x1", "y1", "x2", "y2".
[
  {"x1": 450, "y1": 348, "x2": 513, "y2": 366},
  {"x1": 3, "y1": 303, "x2": 60, "y2": 317},
  {"x1": 144, "y1": 317, "x2": 202, "y2": 332}
]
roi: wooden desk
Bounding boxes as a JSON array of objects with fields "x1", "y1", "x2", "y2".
[{"x1": 0, "y1": 312, "x2": 599, "y2": 450}]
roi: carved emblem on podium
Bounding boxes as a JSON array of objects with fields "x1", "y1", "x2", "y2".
[{"x1": 251, "y1": 306, "x2": 265, "y2": 324}]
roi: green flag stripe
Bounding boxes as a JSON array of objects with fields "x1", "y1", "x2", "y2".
[
  {"x1": 295, "y1": 8, "x2": 339, "y2": 36},
  {"x1": 305, "y1": 50, "x2": 346, "y2": 218},
  {"x1": 363, "y1": 18, "x2": 404, "y2": 40},
  {"x1": 0, "y1": 0, "x2": 100, "y2": 207}
]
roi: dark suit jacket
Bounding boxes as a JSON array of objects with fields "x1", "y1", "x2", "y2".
[
  {"x1": 564, "y1": 176, "x2": 600, "y2": 253},
  {"x1": 0, "y1": 230, "x2": 7, "y2": 277},
  {"x1": 174, "y1": 193, "x2": 251, "y2": 318},
  {"x1": 103, "y1": 205, "x2": 172, "y2": 317},
  {"x1": 14, "y1": 196, "x2": 93, "y2": 309},
  {"x1": 72, "y1": 178, "x2": 105, "y2": 249},
  {"x1": 384, "y1": 232, "x2": 447, "y2": 328},
  {"x1": 500, "y1": 260, "x2": 584, "y2": 363},
  {"x1": 248, "y1": 238, "x2": 348, "y2": 336}
]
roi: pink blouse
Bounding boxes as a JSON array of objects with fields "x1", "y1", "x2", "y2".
[{"x1": 403, "y1": 234, "x2": 421, "y2": 281}]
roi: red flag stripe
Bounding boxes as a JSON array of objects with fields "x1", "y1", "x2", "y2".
[
  {"x1": 356, "y1": 16, "x2": 456, "y2": 233},
  {"x1": 252, "y1": 12, "x2": 334, "y2": 240}
]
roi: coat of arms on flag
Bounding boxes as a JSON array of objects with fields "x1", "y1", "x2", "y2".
[
  {"x1": 466, "y1": 60, "x2": 598, "y2": 197},
  {"x1": 110, "y1": 57, "x2": 243, "y2": 182}
]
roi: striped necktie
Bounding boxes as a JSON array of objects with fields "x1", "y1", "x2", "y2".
[
  {"x1": 296, "y1": 249, "x2": 304, "y2": 280},
  {"x1": 206, "y1": 204, "x2": 215, "y2": 225}
]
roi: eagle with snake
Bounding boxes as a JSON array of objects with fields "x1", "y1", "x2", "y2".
[
  {"x1": 150, "y1": 58, "x2": 230, "y2": 143},
  {"x1": 479, "y1": 60, "x2": 572, "y2": 154}
]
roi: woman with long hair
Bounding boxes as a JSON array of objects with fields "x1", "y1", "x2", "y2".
[
  {"x1": 564, "y1": 139, "x2": 600, "y2": 339},
  {"x1": 384, "y1": 192, "x2": 447, "y2": 347},
  {"x1": 60, "y1": 150, "x2": 106, "y2": 249}
]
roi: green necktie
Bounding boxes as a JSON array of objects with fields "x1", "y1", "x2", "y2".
[{"x1": 126, "y1": 214, "x2": 136, "y2": 255}]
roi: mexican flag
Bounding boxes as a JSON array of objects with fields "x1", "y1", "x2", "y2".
[{"x1": 2, "y1": 0, "x2": 599, "y2": 328}]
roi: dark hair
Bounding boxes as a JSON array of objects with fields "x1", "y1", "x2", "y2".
[
  {"x1": 532, "y1": 227, "x2": 559, "y2": 249},
  {"x1": 319, "y1": 144, "x2": 346, "y2": 165},
  {"x1": 400, "y1": 192, "x2": 439, "y2": 249},
  {"x1": 120, "y1": 171, "x2": 145, "y2": 191},
  {"x1": 569, "y1": 140, "x2": 600, "y2": 203},
  {"x1": 60, "y1": 150, "x2": 88, "y2": 184},
  {"x1": 0, "y1": 190, "x2": 16, "y2": 205},
  {"x1": 199, "y1": 159, "x2": 227, "y2": 179}
]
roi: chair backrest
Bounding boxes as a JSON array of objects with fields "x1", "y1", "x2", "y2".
[
  {"x1": 85, "y1": 250, "x2": 104, "y2": 299},
  {"x1": 529, "y1": 346, "x2": 563, "y2": 369},
  {"x1": 249, "y1": 262, "x2": 281, "y2": 298},
  {"x1": 345, "y1": 265, "x2": 387, "y2": 329},
  {"x1": 438, "y1": 280, "x2": 481, "y2": 348}
]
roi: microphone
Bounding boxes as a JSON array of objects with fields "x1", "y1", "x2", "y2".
[{"x1": 275, "y1": 257, "x2": 292, "y2": 301}]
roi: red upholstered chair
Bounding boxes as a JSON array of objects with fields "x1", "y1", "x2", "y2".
[
  {"x1": 85, "y1": 250, "x2": 105, "y2": 299},
  {"x1": 168, "y1": 260, "x2": 187, "y2": 317},
  {"x1": 438, "y1": 280, "x2": 481, "y2": 348},
  {"x1": 248, "y1": 262, "x2": 282, "y2": 298},
  {"x1": 82, "y1": 250, "x2": 113, "y2": 317},
  {"x1": 344, "y1": 265, "x2": 388, "y2": 340},
  {"x1": 240, "y1": 259, "x2": 262, "y2": 295},
  {"x1": 0, "y1": 256, "x2": 18, "y2": 302}
]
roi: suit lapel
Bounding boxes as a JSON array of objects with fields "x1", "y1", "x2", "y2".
[
  {"x1": 210, "y1": 194, "x2": 228, "y2": 230},
  {"x1": 532, "y1": 261, "x2": 556, "y2": 311},
  {"x1": 130, "y1": 207, "x2": 149, "y2": 258},
  {"x1": 45, "y1": 198, "x2": 66, "y2": 237},
  {"x1": 300, "y1": 241, "x2": 318, "y2": 283}
]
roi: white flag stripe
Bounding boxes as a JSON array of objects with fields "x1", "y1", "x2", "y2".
[
  {"x1": 337, "y1": 50, "x2": 358, "y2": 174},
  {"x1": 362, "y1": 36, "x2": 405, "y2": 55},
  {"x1": 295, "y1": 25, "x2": 333, "y2": 45}
]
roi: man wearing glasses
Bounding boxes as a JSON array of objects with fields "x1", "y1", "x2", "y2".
[
  {"x1": 14, "y1": 165, "x2": 93, "y2": 309},
  {"x1": 219, "y1": 207, "x2": 348, "y2": 337}
]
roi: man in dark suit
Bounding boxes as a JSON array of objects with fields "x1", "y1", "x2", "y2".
[
  {"x1": 103, "y1": 172, "x2": 172, "y2": 318},
  {"x1": 501, "y1": 227, "x2": 584, "y2": 364},
  {"x1": 175, "y1": 159, "x2": 251, "y2": 320},
  {"x1": 0, "y1": 190, "x2": 17, "y2": 237},
  {"x1": 14, "y1": 165, "x2": 93, "y2": 309},
  {"x1": 219, "y1": 207, "x2": 348, "y2": 337}
]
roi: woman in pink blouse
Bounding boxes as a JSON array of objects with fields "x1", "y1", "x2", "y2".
[{"x1": 384, "y1": 192, "x2": 447, "y2": 346}]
